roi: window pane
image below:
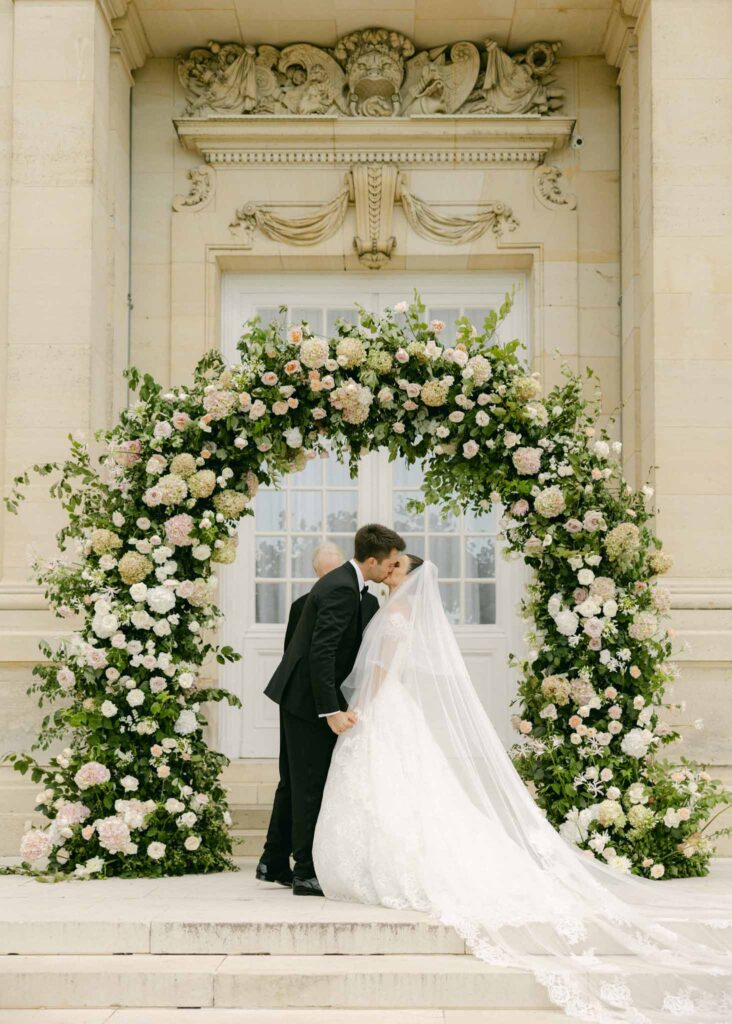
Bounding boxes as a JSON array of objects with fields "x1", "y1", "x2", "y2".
[
  {"x1": 255, "y1": 306, "x2": 286, "y2": 329},
  {"x1": 292, "y1": 580, "x2": 315, "y2": 602},
  {"x1": 431, "y1": 536, "x2": 460, "y2": 578},
  {"x1": 464, "y1": 506, "x2": 497, "y2": 533},
  {"x1": 327, "y1": 490, "x2": 358, "y2": 532},
  {"x1": 464, "y1": 307, "x2": 495, "y2": 337},
  {"x1": 327, "y1": 308, "x2": 358, "y2": 335},
  {"x1": 402, "y1": 536, "x2": 425, "y2": 560},
  {"x1": 466, "y1": 537, "x2": 495, "y2": 579},
  {"x1": 326, "y1": 536, "x2": 351, "y2": 561},
  {"x1": 393, "y1": 458, "x2": 423, "y2": 487},
  {"x1": 393, "y1": 490, "x2": 424, "y2": 533},
  {"x1": 325, "y1": 456, "x2": 354, "y2": 486},
  {"x1": 290, "y1": 490, "x2": 321, "y2": 532},
  {"x1": 439, "y1": 581, "x2": 460, "y2": 624},
  {"x1": 256, "y1": 537, "x2": 284, "y2": 578},
  {"x1": 254, "y1": 490, "x2": 285, "y2": 531},
  {"x1": 292, "y1": 456, "x2": 323, "y2": 487},
  {"x1": 465, "y1": 582, "x2": 496, "y2": 625},
  {"x1": 428, "y1": 506, "x2": 458, "y2": 533},
  {"x1": 290, "y1": 307, "x2": 323, "y2": 333},
  {"x1": 256, "y1": 583, "x2": 285, "y2": 624},
  {"x1": 291, "y1": 535, "x2": 321, "y2": 577}
]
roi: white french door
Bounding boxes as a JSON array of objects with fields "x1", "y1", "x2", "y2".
[{"x1": 219, "y1": 273, "x2": 529, "y2": 757}]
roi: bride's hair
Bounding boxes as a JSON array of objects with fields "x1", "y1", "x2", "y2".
[{"x1": 405, "y1": 553, "x2": 424, "y2": 574}]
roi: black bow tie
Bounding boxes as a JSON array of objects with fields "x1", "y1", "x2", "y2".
[{"x1": 360, "y1": 586, "x2": 368, "y2": 598}]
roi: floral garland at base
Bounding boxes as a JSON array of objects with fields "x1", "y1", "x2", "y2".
[{"x1": 4, "y1": 292, "x2": 730, "y2": 881}]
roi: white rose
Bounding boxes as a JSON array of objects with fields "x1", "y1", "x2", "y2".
[
  {"x1": 100, "y1": 701, "x2": 118, "y2": 718},
  {"x1": 603, "y1": 599, "x2": 618, "y2": 618},
  {"x1": 121, "y1": 775, "x2": 139, "y2": 792},
  {"x1": 192, "y1": 544, "x2": 211, "y2": 561},
  {"x1": 146, "y1": 586, "x2": 176, "y2": 615},
  {"x1": 129, "y1": 583, "x2": 148, "y2": 602},
  {"x1": 174, "y1": 709, "x2": 198, "y2": 736},
  {"x1": 555, "y1": 610, "x2": 579, "y2": 636},
  {"x1": 184, "y1": 835, "x2": 201, "y2": 851},
  {"x1": 577, "y1": 568, "x2": 595, "y2": 586},
  {"x1": 127, "y1": 689, "x2": 144, "y2": 708},
  {"x1": 92, "y1": 612, "x2": 119, "y2": 639},
  {"x1": 147, "y1": 841, "x2": 166, "y2": 860}
]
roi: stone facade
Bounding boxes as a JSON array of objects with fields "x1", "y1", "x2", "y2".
[{"x1": 0, "y1": 0, "x2": 730, "y2": 850}]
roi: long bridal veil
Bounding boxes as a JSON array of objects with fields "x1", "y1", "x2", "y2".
[{"x1": 340, "y1": 561, "x2": 732, "y2": 1023}]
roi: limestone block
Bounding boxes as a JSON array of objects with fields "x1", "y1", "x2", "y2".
[
  {"x1": 657, "y1": 496, "x2": 732, "y2": 578},
  {"x1": 11, "y1": 82, "x2": 95, "y2": 186},
  {"x1": 577, "y1": 57, "x2": 620, "y2": 173},
  {"x1": 654, "y1": 293, "x2": 732, "y2": 361},
  {"x1": 213, "y1": 954, "x2": 550, "y2": 1009},
  {"x1": 655, "y1": 427, "x2": 732, "y2": 496},
  {"x1": 579, "y1": 304, "x2": 620, "y2": 359}
]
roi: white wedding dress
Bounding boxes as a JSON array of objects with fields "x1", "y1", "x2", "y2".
[{"x1": 313, "y1": 561, "x2": 732, "y2": 1024}]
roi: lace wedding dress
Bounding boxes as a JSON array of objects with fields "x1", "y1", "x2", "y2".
[{"x1": 312, "y1": 561, "x2": 732, "y2": 1023}]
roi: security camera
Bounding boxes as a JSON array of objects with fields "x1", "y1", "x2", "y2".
[{"x1": 570, "y1": 133, "x2": 584, "y2": 149}]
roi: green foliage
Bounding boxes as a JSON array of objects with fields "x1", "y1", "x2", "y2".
[{"x1": 4, "y1": 291, "x2": 728, "y2": 882}]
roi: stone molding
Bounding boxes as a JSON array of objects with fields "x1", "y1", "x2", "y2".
[
  {"x1": 110, "y1": 1, "x2": 151, "y2": 78},
  {"x1": 176, "y1": 35, "x2": 564, "y2": 119},
  {"x1": 227, "y1": 166, "x2": 519, "y2": 267},
  {"x1": 174, "y1": 115, "x2": 576, "y2": 168}
]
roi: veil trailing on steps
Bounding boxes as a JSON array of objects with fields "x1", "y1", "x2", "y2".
[{"x1": 335, "y1": 561, "x2": 732, "y2": 1024}]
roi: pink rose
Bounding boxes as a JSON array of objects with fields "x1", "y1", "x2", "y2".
[
  {"x1": 261, "y1": 372, "x2": 278, "y2": 386},
  {"x1": 272, "y1": 401, "x2": 289, "y2": 416},
  {"x1": 564, "y1": 519, "x2": 583, "y2": 533},
  {"x1": 284, "y1": 360, "x2": 301, "y2": 375},
  {"x1": 588, "y1": 637, "x2": 602, "y2": 650},
  {"x1": 629, "y1": 665, "x2": 641, "y2": 679},
  {"x1": 151, "y1": 744, "x2": 163, "y2": 757},
  {"x1": 430, "y1": 319, "x2": 446, "y2": 333},
  {"x1": 462, "y1": 440, "x2": 479, "y2": 459},
  {"x1": 288, "y1": 326, "x2": 303, "y2": 344},
  {"x1": 313, "y1": 408, "x2": 327, "y2": 420},
  {"x1": 395, "y1": 349, "x2": 409, "y2": 364},
  {"x1": 511, "y1": 499, "x2": 529, "y2": 517},
  {"x1": 573, "y1": 587, "x2": 589, "y2": 604},
  {"x1": 172, "y1": 412, "x2": 190, "y2": 430},
  {"x1": 157, "y1": 765, "x2": 170, "y2": 779},
  {"x1": 238, "y1": 392, "x2": 252, "y2": 410}
]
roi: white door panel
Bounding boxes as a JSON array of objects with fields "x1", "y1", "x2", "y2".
[{"x1": 219, "y1": 272, "x2": 529, "y2": 758}]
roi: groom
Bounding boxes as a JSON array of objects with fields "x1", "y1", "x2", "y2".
[{"x1": 257, "y1": 523, "x2": 405, "y2": 896}]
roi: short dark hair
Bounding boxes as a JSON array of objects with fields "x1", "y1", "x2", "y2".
[
  {"x1": 354, "y1": 523, "x2": 405, "y2": 562},
  {"x1": 405, "y1": 553, "x2": 424, "y2": 574}
]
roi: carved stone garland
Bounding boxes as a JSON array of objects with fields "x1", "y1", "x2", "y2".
[
  {"x1": 176, "y1": 32, "x2": 565, "y2": 119},
  {"x1": 226, "y1": 165, "x2": 519, "y2": 266}
]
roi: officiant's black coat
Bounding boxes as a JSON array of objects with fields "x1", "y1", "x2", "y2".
[{"x1": 264, "y1": 561, "x2": 379, "y2": 721}]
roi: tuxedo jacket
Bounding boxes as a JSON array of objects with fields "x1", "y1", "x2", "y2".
[{"x1": 265, "y1": 562, "x2": 380, "y2": 721}]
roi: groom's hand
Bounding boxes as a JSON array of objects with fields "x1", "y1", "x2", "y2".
[{"x1": 326, "y1": 710, "x2": 357, "y2": 735}]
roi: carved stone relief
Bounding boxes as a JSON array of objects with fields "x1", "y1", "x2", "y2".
[
  {"x1": 533, "y1": 164, "x2": 577, "y2": 210},
  {"x1": 227, "y1": 165, "x2": 520, "y2": 266},
  {"x1": 177, "y1": 33, "x2": 564, "y2": 119},
  {"x1": 172, "y1": 165, "x2": 215, "y2": 212}
]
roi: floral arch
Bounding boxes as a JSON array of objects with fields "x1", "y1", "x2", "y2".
[{"x1": 4, "y1": 294, "x2": 729, "y2": 881}]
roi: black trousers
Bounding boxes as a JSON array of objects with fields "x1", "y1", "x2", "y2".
[{"x1": 261, "y1": 705, "x2": 337, "y2": 878}]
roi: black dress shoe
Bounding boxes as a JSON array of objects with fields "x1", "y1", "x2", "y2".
[
  {"x1": 292, "y1": 875, "x2": 324, "y2": 897},
  {"x1": 255, "y1": 860, "x2": 293, "y2": 886}
]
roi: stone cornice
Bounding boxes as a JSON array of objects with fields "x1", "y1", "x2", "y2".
[
  {"x1": 174, "y1": 115, "x2": 576, "y2": 168},
  {"x1": 110, "y1": 0, "x2": 151, "y2": 78}
]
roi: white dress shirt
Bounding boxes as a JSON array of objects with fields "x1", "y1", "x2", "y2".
[{"x1": 319, "y1": 559, "x2": 365, "y2": 718}]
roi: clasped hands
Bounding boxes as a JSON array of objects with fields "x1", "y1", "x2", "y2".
[{"x1": 327, "y1": 709, "x2": 359, "y2": 735}]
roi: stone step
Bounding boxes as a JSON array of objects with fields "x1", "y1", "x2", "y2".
[
  {"x1": 0, "y1": 954, "x2": 552, "y2": 1010},
  {"x1": 230, "y1": 828, "x2": 267, "y2": 857},
  {"x1": 1, "y1": 907, "x2": 465, "y2": 956},
  {"x1": 0, "y1": 1010, "x2": 569, "y2": 1023},
  {"x1": 230, "y1": 806, "x2": 271, "y2": 830}
]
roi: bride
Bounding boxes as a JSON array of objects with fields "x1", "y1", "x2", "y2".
[{"x1": 313, "y1": 557, "x2": 732, "y2": 1024}]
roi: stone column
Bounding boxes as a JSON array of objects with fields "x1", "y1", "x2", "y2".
[
  {"x1": 613, "y1": 0, "x2": 732, "y2": 788},
  {"x1": 0, "y1": 0, "x2": 144, "y2": 755}
]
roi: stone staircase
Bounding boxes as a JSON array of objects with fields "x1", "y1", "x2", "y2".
[{"x1": 0, "y1": 864, "x2": 567, "y2": 1022}]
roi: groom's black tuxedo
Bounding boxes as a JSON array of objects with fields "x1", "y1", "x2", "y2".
[
  {"x1": 265, "y1": 562, "x2": 379, "y2": 720},
  {"x1": 261, "y1": 561, "x2": 380, "y2": 879}
]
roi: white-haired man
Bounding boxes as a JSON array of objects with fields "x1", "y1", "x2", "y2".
[{"x1": 284, "y1": 542, "x2": 346, "y2": 648}]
